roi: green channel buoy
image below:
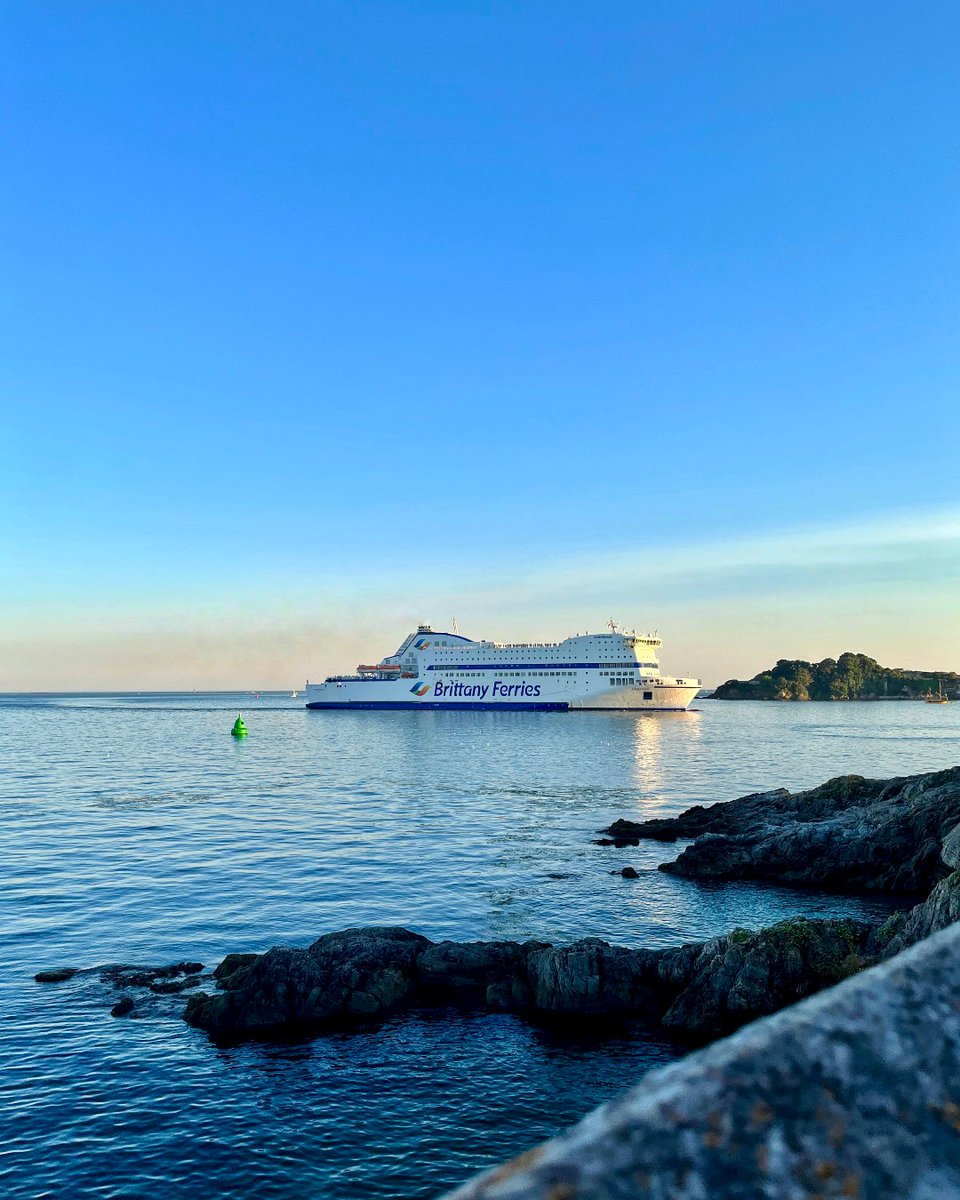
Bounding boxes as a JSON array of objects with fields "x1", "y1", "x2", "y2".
[{"x1": 231, "y1": 713, "x2": 248, "y2": 739}]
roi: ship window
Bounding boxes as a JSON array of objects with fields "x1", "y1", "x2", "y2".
[{"x1": 644, "y1": 691, "x2": 653, "y2": 700}]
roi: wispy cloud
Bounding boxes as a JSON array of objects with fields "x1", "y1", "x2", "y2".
[
  {"x1": 2, "y1": 505, "x2": 957, "y2": 688},
  {"x1": 439, "y1": 505, "x2": 960, "y2": 610}
]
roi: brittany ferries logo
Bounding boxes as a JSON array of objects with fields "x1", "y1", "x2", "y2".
[
  {"x1": 413, "y1": 638, "x2": 431, "y2": 650},
  {"x1": 410, "y1": 682, "x2": 431, "y2": 697}
]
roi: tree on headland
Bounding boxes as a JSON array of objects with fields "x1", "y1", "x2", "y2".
[{"x1": 714, "y1": 653, "x2": 959, "y2": 701}]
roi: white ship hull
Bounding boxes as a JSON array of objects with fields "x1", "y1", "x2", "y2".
[{"x1": 305, "y1": 625, "x2": 700, "y2": 712}]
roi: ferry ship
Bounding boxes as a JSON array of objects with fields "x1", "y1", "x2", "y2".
[{"x1": 304, "y1": 623, "x2": 700, "y2": 711}]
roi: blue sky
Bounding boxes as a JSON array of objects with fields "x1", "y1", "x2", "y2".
[{"x1": 2, "y1": 1, "x2": 958, "y2": 687}]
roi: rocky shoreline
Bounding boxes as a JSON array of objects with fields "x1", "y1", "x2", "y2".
[
  {"x1": 598, "y1": 766, "x2": 960, "y2": 893},
  {"x1": 179, "y1": 917, "x2": 888, "y2": 1039},
  {"x1": 35, "y1": 767, "x2": 960, "y2": 1046}
]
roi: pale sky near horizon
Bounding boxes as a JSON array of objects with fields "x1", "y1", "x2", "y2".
[{"x1": 2, "y1": 2, "x2": 958, "y2": 689}]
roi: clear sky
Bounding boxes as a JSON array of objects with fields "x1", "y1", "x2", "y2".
[{"x1": 2, "y1": 1, "x2": 958, "y2": 689}]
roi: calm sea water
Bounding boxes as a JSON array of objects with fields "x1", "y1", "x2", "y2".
[{"x1": 3, "y1": 695, "x2": 958, "y2": 1199}]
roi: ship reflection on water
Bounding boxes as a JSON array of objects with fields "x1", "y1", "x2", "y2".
[{"x1": 629, "y1": 708, "x2": 703, "y2": 819}]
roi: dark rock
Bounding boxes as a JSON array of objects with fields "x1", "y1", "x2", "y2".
[
  {"x1": 867, "y1": 910, "x2": 908, "y2": 956},
  {"x1": 941, "y1": 822, "x2": 960, "y2": 869},
  {"x1": 601, "y1": 779, "x2": 877, "y2": 843},
  {"x1": 149, "y1": 975, "x2": 203, "y2": 994},
  {"x1": 881, "y1": 869, "x2": 960, "y2": 957},
  {"x1": 619, "y1": 866, "x2": 639, "y2": 879},
  {"x1": 111, "y1": 996, "x2": 135, "y2": 1018},
  {"x1": 101, "y1": 961, "x2": 205, "y2": 989},
  {"x1": 417, "y1": 940, "x2": 532, "y2": 1001},
  {"x1": 35, "y1": 968, "x2": 78, "y2": 983},
  {"x1": 525, "y1": 940, "x2": 663, "y2": 1017},
  {"x1": 600, "y1": 768, "x2": 960, "y2": 894},
  {"x1": 485, "y1": 977, "x2": 532, "y2": 1011},
  {"x1": 177, "y1": 917, "x2": 883, "y2": 1039},
  {"x1": 186, "y1": 926, "x2": 432, "y2": 1033},
  {"x1": 657, "y1": 917, "x2": 873, "y2": 1036},
  {"x1": 213, "y1": 953, "x2": 260, "y2": 986}
]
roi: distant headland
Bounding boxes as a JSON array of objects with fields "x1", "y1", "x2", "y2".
[{"x1": 713, "y1": 651, "x2": 958, "y2": 701}]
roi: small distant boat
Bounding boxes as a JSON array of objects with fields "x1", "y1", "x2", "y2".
[
  {"x1": 291, "y1": 690, "x2": 298, "y2": 698},
  {"x1": 925, "y1": 681, "x2": 950, "y2": 704}
]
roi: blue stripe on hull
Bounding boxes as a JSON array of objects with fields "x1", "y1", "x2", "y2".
[
  {"x1": 305, "y1": 700, "x2": 569, "y2": 711},
  {"x1": 424, "y1": 662, "x2": 659, "y2": 671},
  {"x1": 577, "y1": 707, "x2": 692, "y2": 712}
]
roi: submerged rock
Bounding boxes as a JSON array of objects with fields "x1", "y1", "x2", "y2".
[
  {"x1": 600, "y1": 767, "x2": 960, "y2": 894},
  {"x1": 149, "y1": 975, "x2": 202, "y2": 994},
  {"x1": 34, "y1": 968, "x2": 78, "y2": 983},
  {"x1": 101, "y1": 961, "x2": 204, "y2": 989},
  {"x1": 110, "y1": 996, "x2": 135, "y2": 1018}
]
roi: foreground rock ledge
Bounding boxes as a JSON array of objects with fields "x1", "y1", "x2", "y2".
[
  {"x1": 439, "y1": 921, "x2": 960, "y2": 1200},
  {"x1": 184, "y1": 920, "x2": 880, "y2": 1037},
  {"x1": 183, "y1": 864, "x2": 958, "y2": 1039}
]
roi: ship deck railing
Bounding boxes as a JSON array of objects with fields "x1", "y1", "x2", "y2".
[{"x1": 324, "y1": 674, "x2": 408, "y2": 683}]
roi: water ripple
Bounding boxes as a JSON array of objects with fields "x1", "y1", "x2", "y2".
[{"x1": 1, "y1": 695, "x2": 957, "y2": 1198}]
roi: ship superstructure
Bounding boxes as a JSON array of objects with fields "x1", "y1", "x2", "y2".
[{"x1": 305, "y1": 623, "x2": 700, "y2": 711}]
